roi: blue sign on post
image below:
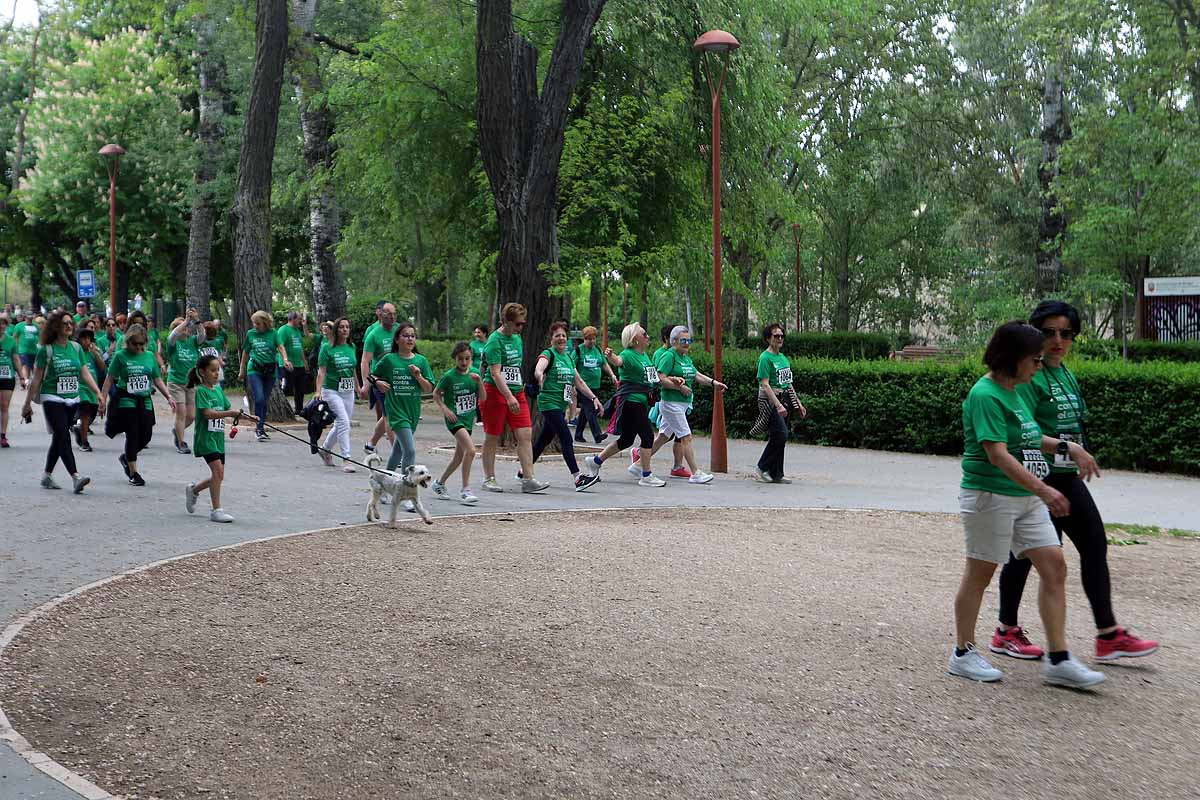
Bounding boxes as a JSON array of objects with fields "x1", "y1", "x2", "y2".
[{"x1": 77, "y1": 269, "x2": 96, "y2": 299}]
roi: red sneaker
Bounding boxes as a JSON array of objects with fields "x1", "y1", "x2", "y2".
[
  {"x1": 989, "y1": 626, "x2": 1044, "y2": 660},
  {"x1": 669, "y1": 466, "x2": 693, "y2": 479},
  {"x1": 1095, "y1": 628, "x2": 1159, "y2": 661}
]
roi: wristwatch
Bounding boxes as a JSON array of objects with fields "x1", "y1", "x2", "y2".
[{"x1": 1057, "y1": 440, "x2": 1071, "y2": 459}]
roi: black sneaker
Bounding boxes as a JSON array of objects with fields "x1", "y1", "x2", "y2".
[
  {"x1": 79, "y1": 442, "x2": 93, "y2": 452},
  {"x1": 128, "y1": 473, "x2": 145, "y2": 487},
  {"x1": 574, "y1": 473, "x2": 600, "y2": 492},
  {"x1": 118, "y1": 454, "x2": 130, "y2": 477},
  {"x1": 73, "y1": 425, "x2": 82, "y2": 447},
  {"x1": 177, "y1": 442, "x2": 192, "y2": 454},
  {"x1": 363, "y1": 442, "x2": 376, "y2": 454},
  {"x1": 595, "y1": 433, "x2": 608, "y2": 444}
]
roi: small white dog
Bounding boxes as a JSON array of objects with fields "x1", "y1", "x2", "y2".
[{"x1": 365, "y1": 454, "x2": 434, "y2": 527}]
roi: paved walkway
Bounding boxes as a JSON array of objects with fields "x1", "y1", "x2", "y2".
[{"x1": 1, "y1": 386, "x2": 1196, "y2": 798}]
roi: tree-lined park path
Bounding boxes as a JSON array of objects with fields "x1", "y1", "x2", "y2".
[{"x1": 1, "y1": 390, "x2": 1196, "y2": 799}]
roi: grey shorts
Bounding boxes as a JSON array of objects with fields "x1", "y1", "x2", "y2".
[
  {"x1": 167, "y1": 382, "x2": 195, "y2": 410},
  {"x1": 958, "y1": 489, "x2": 1060, "y2": 564}
]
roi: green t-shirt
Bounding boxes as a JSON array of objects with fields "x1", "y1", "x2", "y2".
[
  {"x1": 757, "y1": 350, "x2": 793, "y2": 390},
  {"x1": 362, "y1": 322, "x2": 396, "y2": 371},
  {"x1": 35, "y1": 342, "x2": 84, "y2": 401},
  {"x1": 376, "y1": 352, "x2": 434, "y2": 430},
  {"x1": 166, "y1": 333, "x2": 201, "y2": 385},
  {"x1": 243, "y1": 328, "x2": 278, "y2": 374},
  {"x1": 656, "y1": 348, "x2": 696, "y2": 404},
  {"x1": 94, "y1": 332, "x2": 110, "y2": 354},
  {"x1": 573, "y1": 344, "x2": 605, "y2": 390},
  {"x1": 1017, "y1": 364, "x2": 1086, "y2": 476},
  {"x1": 319, "y1": 343, "x2": 358, "y2": 391},
  {"x1": 147, "y1": 328, "x2": 161, "y2": 356},
  {"x1": 194, "y1": 384, "x2": 231, "y2": 456},
  {"x1": 0, "y1": 334, "x2": 16, "y2": 381},
  {"x1": 436, "y1": 368, "x2": 480, "y2": 431},
  {"x1": 79, "y1": 354, "x2": 98, "y2": 404},
  {"x1": 961, "y1": 376, "x2": 1047, "y2": 496},
  {"x1": 537, "y1": 348, "x2": 577, "y2": 412},
  {"x1": 618, "y1": 348, "x2": 657, "y2": 407},
  {"x1": 482, "y1": 330, "x2": 525, "y2": 392},
  {"x1": 18, "y1": 323, "x2": 39, "y2": 355},
  {"x1": 470, "y1": 339, "x2": 486, "y2": 373},
  {"x1": 109, "y1": 348, "x2": 160, "y2": 410},
  {"x1": 276, "y1": 323, "x2": 305, "y2": 367}
]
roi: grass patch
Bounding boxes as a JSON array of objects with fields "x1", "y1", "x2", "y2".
[{"x1": 1107, "y1": 523, "x2": 1200, "y2": 544}]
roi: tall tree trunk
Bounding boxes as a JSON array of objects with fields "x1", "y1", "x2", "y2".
[
  {"x1": 475, "y1": 0, "x2": 607, "y2": 374},
  {"x1": 185, "y1": 15, "x2": 227, "y2": 320},
  {"x1": 232, "y1": 0, "x2": 289, "y2": 340},
  {"x1": 833, "y1": 227, "x2": 852, "y2": 331},
  {"x1": 1036, "y1": 63, "x2": 1070, "y2": 297},
  {"x1": 1133, "y1": 255, "x2": 1150, "y2": 340},
  {"x1": 588, "y1": 272, "x2": 601, "y2": 324},
  {"x1": 684, "y1": 285, "x2": 694, "y2": 334},
  {"x1": 638, "y1": 278, "x2": 648, "y2": 329},
  {"x1": 291, "y1": 0, "x2": 346, "y2": 323}
]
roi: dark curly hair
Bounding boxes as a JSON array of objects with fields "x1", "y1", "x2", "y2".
[{"x1": 983, "y1": 321, "x2": 1044, "y2": 376}]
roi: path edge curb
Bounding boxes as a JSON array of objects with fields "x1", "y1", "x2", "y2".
[{"x1": 0, "y1": 504, "x2": 890, "y2": 799}]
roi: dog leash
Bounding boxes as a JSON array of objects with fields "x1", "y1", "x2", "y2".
[{"x1": 252, "y1": 417, "x2": 397, "y2": 476}]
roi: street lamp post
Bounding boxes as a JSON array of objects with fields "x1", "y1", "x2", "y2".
[
  {"x1": 694, "y1": 29, "x2": 740, "y2": 474},
  {"x1": 98, "y1": 143, "x2": 125, "y2": 316},
  {"x1": 792, "y1": 223, "x2": 803, "y2": 333}
]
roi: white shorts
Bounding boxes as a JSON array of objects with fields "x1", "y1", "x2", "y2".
[
  {"x1": 656, "y1": 400, "x2": 692, "y2": 439},
  {"x1": 958, "y1": 490, "x2": 1060, "y2": 564}
]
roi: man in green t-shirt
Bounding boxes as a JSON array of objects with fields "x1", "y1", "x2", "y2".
[
  {"x1": 277, "y1": 311, "x2": 309, "y2": 416},
  {"x1": 359, "y1": 301, "x2": 398, "y2": 452}
]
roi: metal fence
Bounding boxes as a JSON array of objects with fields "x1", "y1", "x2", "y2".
[{"x1": 1142, "y1": 295, "x2": 1200, "y2": 342}]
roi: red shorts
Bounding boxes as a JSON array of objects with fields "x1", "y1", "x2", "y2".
[{"x1": 481, "y1": 388, "x2": 531, "y2": 436}]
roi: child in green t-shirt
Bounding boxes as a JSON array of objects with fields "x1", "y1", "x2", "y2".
[
  {"x1": 185, "y1": 354, "x2": 257, "y2": 523},
  {"x1": 430, "y1": 342, "x2": 486, "y2": 505}
]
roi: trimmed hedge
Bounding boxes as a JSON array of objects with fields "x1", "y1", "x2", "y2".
[
  {"x1": 685, "y1": 350, "x2": 1200, "y2": 475},
  {"x1": 1073, "y1": 338, "x2": 1200, "y2": 364},
  {"x1": 734, "y1": 331, "x2": 892, "y2": 361}
]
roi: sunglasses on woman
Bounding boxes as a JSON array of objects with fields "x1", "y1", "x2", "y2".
[{"x1": 1040, "y1": 327, "x2": 1076, "y2": 341}]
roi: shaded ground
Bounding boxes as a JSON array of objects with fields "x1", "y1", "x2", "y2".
[{"x1": 1, "y1": 509, "x2": 1197, "y2": 800}]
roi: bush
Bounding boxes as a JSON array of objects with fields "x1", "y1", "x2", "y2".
[
  {"x1": 684, "y1": 351, "x2": 1200, "y2": 475},
  {"x1": 734, "y1": 331, "x2": 892, "y2": 361},
  {"x1": 1068, "y1": 338, "x2": 1200, "y2": 364}
]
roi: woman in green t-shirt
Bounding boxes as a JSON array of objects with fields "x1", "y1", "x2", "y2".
[
  {"x1": 166, "y1": 310, "x2": 207, "y2": 454},
  {"x1": 470, "y1": 325, "x2": 488, "y2": 373},
  {"x1": 430, "y1": 341, "x2": 487, "y2": 504},
  {"x1": 315, "y1": 317, "x2": 359, "y2": 470},
  {"x1": 368, "y1": 322, "x2": 435, "y2": 484},
  {"x1": 752, "y1": 323, "x2": 807, "y2": 484},
  {"x1": 21, "y1": 311, "x2": 105, "y2": 492},
  {"x1": 0, "y1": 315, "x2": 29, "y2": 448},
  {"x1": 101, "y1": 324, "x2": 176, "y2": 487},
  {"x1": 571, "y1": 325, "x2": 616, "y2": 445},
  {"x1": 238, "y1": 310, "x2": 288, "y2": 440},
  {"x1": 185, "y1": 354, "x2": 257, "y2": 523},
  {"x1": 647, "y1": 326, "x2": 726, "y2": 484},
  {"x1": 582, "y1": 323, "x2": 679, "y2": 488},
  {"x1": 524, "y1": 322, "x2": 603, "y2": 492},
  {"x1": 72, "y1": 327, "x2": 107, "y2": 452},
  {"x1": 950, "y1": 320, "x2": 1104, "y2": 689}
]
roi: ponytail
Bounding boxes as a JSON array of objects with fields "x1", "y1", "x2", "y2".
[{"x1": 188, "y1": 354, "x2": 219, "y2": 388}]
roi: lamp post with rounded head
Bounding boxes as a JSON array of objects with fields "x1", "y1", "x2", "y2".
[
  {"x1": 694, "y1": 29, "x2": 739, "y2": 474},
  {"x1": 99, "y1": 143, "x2": 125, "y2": 316}
]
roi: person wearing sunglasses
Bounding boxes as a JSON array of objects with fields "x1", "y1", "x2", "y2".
[
  {"x1": 989, "y1": 301, "x2": 1159, "y2": 664},
  {"x1": 751, "y1": 323, "x2": 806, "y2": 483},
  {"x1": 649, "y1": 325, "x2": 725, "y2": 484},
  {"x1": 479, "y1": 302, "x2": 548, "y2": 493},
  {"x1": 950, "y1": 320, "x2": 1105, "y2": 688}
]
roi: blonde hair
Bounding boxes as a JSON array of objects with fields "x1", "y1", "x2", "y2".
[
  {"x1": 250, "y1": 310, "x2": 273, "y2": 327},
  {"x1": 582, "y1": 325, "x2": 598, "y2": 338},
  {"x1": 124, "y1": 323, "x2": 148, "y2": 348},
  {"x1": 620, "y1": 323, "x2": 643, "y2": 350}
]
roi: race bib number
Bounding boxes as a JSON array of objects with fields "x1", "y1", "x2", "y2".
[
  {"x1": 564, "y1": 384, "x2": 575, "y2": 404},
  {"x1": 0, "y1": 364, "x2": 10, "y2": 379},
  {"x1": 200, "y1": 347, "x2": 219, "y2": 359},
  {"x1": 207, "y1": 417, "x2": 226, "y2": 433},
  {"x1": 501, "y1": 366, "x2": 522, "y2": 385},
  {"x1": 583, "y1": 356, "x2": 600, "y2": 369},
  {"x1": 643, "y1": 366, "x2": 659, "y2": 384},
  {"x1": 338, "y1": 376, "x2": 354, "y2": 392},
  {"x1": 127, "y1": 374, "x2": 151, "y2": 393},
  {"x1": 455, "y1": 393, "x2": 477, "y2": 415},
  {"x1": 777, "y1": 367, "x2": 793, "y2": 387},
  {"x1": 1022, "y1": 449, "x2": 1050, "y2": 479},
  {"x1": 56, "y1": 376, "x2": 78, "y2": 395},
  {"x1": 1054, "y1": 433, "x2": 1078, "y2": 467}
]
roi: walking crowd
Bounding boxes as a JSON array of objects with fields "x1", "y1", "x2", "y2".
[{"x1": 0, "y1": 297, "x2": 1160, "y2": 690}]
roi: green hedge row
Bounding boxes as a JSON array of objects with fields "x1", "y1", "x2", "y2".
[
  {"x1": 683, "y1": 350, "x2": 1200, "y2": 475},
  {"x1": 1072, "y1": 338, "x2": 1200, "y2": 364},
  {"x1": 733, "y1": 331, "x2": 892, "y2": 361}
]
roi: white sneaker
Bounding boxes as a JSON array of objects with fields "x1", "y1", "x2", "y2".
[
  {"x1": 210, "y1": 508, "x2": 234, "y2": 523},
  {"x1": 689, "y1": 471, "x2": 714, "y2": 484},
  {"x1": 584, "y1": 456, "x2": 602, "y2": 478},
  {"x1": 72, "y1": 474, "x2": 90, "y2": 494},
  {"x1": 521, "y1": 477, "x2": 550, "y2": 494},
  {"x1": 1043, "y1": 656, "x2": 1105, "y2": 689},
  {"x1": 627, "y1": 448, "x2": 643, "y2": 477},
  {"x1": 402, "y1": 499, "x2": 415, "y2": 513},
  {"x1": 947, "y1": 644, "x2": 1003, "y2": 683},
  {"x1": 342, "y1": 464, "x2": 356, "y2": 473},
  {"x1": 459, "y1": 489, "x2": 478, "y2": 505},
  {"x1": 432, "y1": 480, "x2": 451, "y2": 500},
  {"x1": 756, "y1": 468, "x2": 773, "y2": 483},
  {"x1": 482, "y1": 476, "x2": 504, "y2": 492},
  {"x1": 637, "y1": 474, "x2": 666, "y2": 488},
  {"x1": 41, "y1": 474, "x2": 62, "y2": 490},
  {"x1": 185, "y1": 483, "x2": 198, "y2": 514}
]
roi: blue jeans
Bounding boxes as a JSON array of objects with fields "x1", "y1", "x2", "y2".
[{"x1": 246, "y1": 366, "x2": 275, "y2": 434}]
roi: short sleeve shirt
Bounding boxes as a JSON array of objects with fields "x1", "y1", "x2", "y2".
[
  {"x1": 377, "y1": 352, "x2": 434, "y2": 430},
  {"x1": 961, "y1": 376, "x2": 1046, "y2": 496},
  {"x1": 18, "y1": 324, "x2": 40, "y2": 355},
  {"x1": 109, "y1": 349, "x2": 160, "y2": 410},
  {"x1": 1017, "y1": 364, "x2": 1086, "y2": 475},
  {"x1": 362, "y1": 323, "x2": 396, "y2": 371},
  {"x1": 0, "y1": 335, "x2": 16, "y2": 380},
  {"x1": 757, "y1": 350, "x2": 793, "y2": 390},
  {"x1": 166, "y1": 334, "x2": 201, "y2": 384},
  {"x1": 656, "y1": 348, "x2": 696, "y2": 404},
  {"x1": 469, "y1": 339, "x2": 486, "y2": 373},
  {"x1": 537, "y1": 348, "x2": 577, "y2": 411},
  {"x1": 618, "y1": 348, "x2": 657, "y2": 407},
  {"x1": 482, "y1": 331, "x2": 524, "y2": 392},
  {"x1": 243, "y1": 328, "x2": 278, "y2": 373},
  {"x1": 573, "y1": 344, "x2": 604, "y2": 390},
  {"x1": 35, "y1": 342, "x2": 83, "y2": 401},
  {"x1": 194, "y1": 384, "x2": 231, "y2": 455},
  {"x1": 436, "y1": 368, "x2": 480, "y2": 430},
  {"x1": 320, "y1": 343, "x2": 358, "y2": 391},
  {"x1": 277, "y1": 324, "x2": 305, "y2": 366}
]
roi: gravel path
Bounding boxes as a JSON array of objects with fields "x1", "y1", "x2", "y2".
[{"x1": 1, "y1": 509, "x2": 1196, "y2": 800}]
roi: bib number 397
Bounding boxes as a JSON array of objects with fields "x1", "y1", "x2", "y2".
[{"x1": 1022, "y1": 449, "x2": 1050, "y2": 480}]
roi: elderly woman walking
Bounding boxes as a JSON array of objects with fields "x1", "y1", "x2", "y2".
[{"x1": 750, "y1": 323, "x2": 806, "y2": 483}]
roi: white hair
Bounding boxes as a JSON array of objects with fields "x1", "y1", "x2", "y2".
[
  {"x1": 669, "y1": 325, "x2": 690, "y2": 345},
  {"x1": 621, "y1": 323, "x2": 643, "y2": 350}
]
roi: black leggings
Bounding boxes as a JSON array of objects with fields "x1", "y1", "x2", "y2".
[
  {"x1": 532, "y1": 408, "x2": 579, "y2": 474},
  {"x1": 615, "y1": 400, "x2": 654, "y2": 451},
  {"x1": 283, "y1": 366, "x2": 307, "y2": 415},
  {"x1": 757, "y1": 408, "x2": 788, "y2": 481},
  {"x1": 998, "y1": 472, "x2": 1116, "y2": 630},
  {"x1": 121, "y1": 406, "x2": 155, "y2": 463},
  {"x1": 574, "y1": 393, "x2": 604, "y2": 442},
  {"x1": 43, "y1": 402, "x2": 78, "y2": 475}
]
